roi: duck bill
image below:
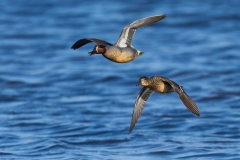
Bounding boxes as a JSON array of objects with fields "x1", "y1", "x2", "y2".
[
  {"x1": 89, "y1": 47, "x2": 103, "y2": 56},
  {"x1": 88, "y1": 50, "x2": 101, "y2": 56},
  {"x1": 88, "y1": 51, "x2": 98, "y2": 56}
]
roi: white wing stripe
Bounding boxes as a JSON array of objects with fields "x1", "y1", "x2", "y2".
[{"x1": 118, "y1": 28, "x2": 129, "y2": 48}]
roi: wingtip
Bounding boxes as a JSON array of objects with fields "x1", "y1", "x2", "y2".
[
  {"x1": 71, "y1": 45, "x2": 77, "y2": 50},
  {"x1": 155, "y1": 14, "x2": 166, "y2": 21},
  {"x1": 162, "y1": 14, "x2": 166, "y2": 17},
  {"x1": 158, "y1": 14, "x2": 166, "y2": 18},
  {"x1": 129, "y1": 125, "x2": 133, "y2": 133},
  {"x1": 193, "y1": 109, "x2": 200, "y2": 117},
  {"x1": 196, "y1": 112, "x2": 201, "y2": 117},
  {"x1": 191, "y1": 107, "x2": 201, "y2": 117}
]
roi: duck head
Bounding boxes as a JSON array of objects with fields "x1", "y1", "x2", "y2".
[
  {"x1": 89, "y1": 45, "x2": 107, "y2": 56},
  {"x1": 136, "y1": 76, "x2": 149, "y2": 86}
]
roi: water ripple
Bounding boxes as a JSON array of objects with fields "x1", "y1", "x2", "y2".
[{"x1": 0, "y1": 0, "x2": 240, "y2": 159}]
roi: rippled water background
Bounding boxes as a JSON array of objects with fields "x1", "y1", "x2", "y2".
[{"x1": 1, "y1": 0, "x2": 240, "y2": 159}]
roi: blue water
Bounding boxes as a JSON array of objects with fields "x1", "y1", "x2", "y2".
[{"x1": 1, "y1": 0, "x2": 240, "y2": 159}]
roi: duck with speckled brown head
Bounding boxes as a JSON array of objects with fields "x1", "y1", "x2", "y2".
[
  {"x1": 129, "y1": 75, "x2": 201, "y2": 133},
  {"x1": 136, "y1": 76, "x2": 149, "y2": 86}
]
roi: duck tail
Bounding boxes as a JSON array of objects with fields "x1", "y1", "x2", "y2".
[{"x1": 137, "y1": 50, "x2": 144, "y2": 56}]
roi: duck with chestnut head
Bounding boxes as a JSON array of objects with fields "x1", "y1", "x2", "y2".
[{"x1": 71, "y1": 14, "x2": 166, "y2": 63}]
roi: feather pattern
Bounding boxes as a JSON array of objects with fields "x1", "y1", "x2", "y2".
[
  {"x1": 129, "y1": 76, "x2": 200, "y2": 133},
  {"x1": 71, "y1": 38, "x2": 112, "y2": 50},
  {"x1": 160, "y1": 76, "x2": 200, "y2": 116},
  {"x1": 115, "y1": 14, "x2": 166, "y2": 48},
  {"x1": 129, "y1": 87, "x2": 154, "y2": 133}
]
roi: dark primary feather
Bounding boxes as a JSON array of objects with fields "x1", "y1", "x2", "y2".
[
  {"x1": 160, "y1": 77, "x2": 200, "y2": 116},
  {"x1": 115, "y1": 14, "x2": 166, "y2": 47},
  {"x1": 178, "y1": 90, "x2": 200, "y2": 116},
  {"x1": 71, "y1": 38, "x2": 112, "y2": 50},
  {"x1": 129, "y1": 87, "x2": 154, "y2": 133}
]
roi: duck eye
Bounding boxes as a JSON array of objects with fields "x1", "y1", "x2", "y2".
[{"x1": 98, "y1": 45, "x2": 105, "y2": 48}]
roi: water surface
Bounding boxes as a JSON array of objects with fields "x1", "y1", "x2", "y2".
[{"x1": 0, "y1": 0, "x2": 240, "y2": 159}]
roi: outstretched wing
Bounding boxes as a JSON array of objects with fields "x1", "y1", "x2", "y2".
[
  {"x1": 115, "y1": 14, "x2": 166, "y2": 48},
  {"x1": 160, "y1": 76, "x2": 200, "y2": 117},
  {"x1": 71, "y1": 38, "x2": 112, "y2": 50},
  {"x1": 129, "y1": 87, "x2": 154, "y2": 133}
]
